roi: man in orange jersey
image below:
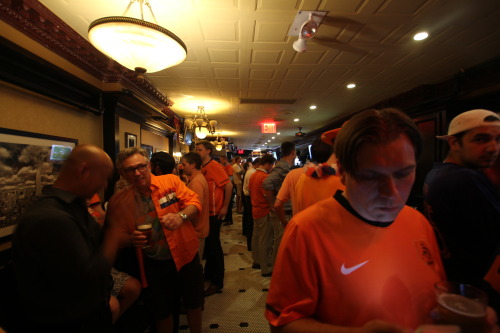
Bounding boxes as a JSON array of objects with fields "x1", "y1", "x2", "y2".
[
  {"x1": 232, "y1": 155, "x2": 244, "y2": 214},
  {"x1": 248, "y1": 154, "x2": 276, "y2": 277},
  {"x1": 219, "y1": 155, "x2": 234, "y2": 225},
  {"x1": 274, "y1": 131, "x2": 345, "y2": 226},
  {"x1": 195, "y1": 141, "x2": 232, "y2": 296},
  {"x1": 266, "y1": 108, "x2": 445, "y2": 332},
  {"x1": 179, "y1": 152, "x2": 210, "y2": 259},
  {"x1": 104, "y1": 148, "x2": 203, "y2": 333}
]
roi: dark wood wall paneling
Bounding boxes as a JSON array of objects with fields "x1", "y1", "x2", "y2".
[
  {"x1": 0, "y1": 0, "x2": 180, "y2": 144},
  {"x1": 291, "y1": 55, "x2": 500, "y2": 210}
]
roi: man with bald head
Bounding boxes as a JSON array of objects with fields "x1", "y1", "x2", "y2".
[{"x1": 13, "y1": 144, "x2": 115, "y2": 332}]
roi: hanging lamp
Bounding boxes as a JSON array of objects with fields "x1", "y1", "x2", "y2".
[{"x1": 88, "y1": 0, "x2": 187, "y2": 75}]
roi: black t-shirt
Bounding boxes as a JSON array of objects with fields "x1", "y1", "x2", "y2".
[{"x1": 13, "y1": 186, "x2": 112, "y2": 329}]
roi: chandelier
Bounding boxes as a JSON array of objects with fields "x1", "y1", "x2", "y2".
[
  {"x1": 211, "y1": 134, "x2": 229, "y2": 151},
  {"x1": 184, "y1": 106, "x2": 218, "y2": 140},
  {"x1": 88, "y1": 0, "x2": 187, "y2": 75}
]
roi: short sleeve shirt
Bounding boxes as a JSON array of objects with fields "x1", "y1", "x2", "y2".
[{"x1": 201, "y1": 159, "x2": 230, "y2": 216}]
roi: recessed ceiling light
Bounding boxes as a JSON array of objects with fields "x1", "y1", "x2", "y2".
[
  {"x1": 347, "y1": 83, "x2": 356, "y2": 89},
  {"x1": 272, "y1": 137, "x2": 275, "y2": 139},
  {"x1": 294, "y1": 118, "x2": 299, "y2": 122},
  {"x1": 277, "y1": 132, "x2": 281, "y2": 135},
  {"x1": 310, "y1": 105, "x2": 317, "y2": 110},
  {"x1": 414, "y1": 32, "x2": 429, "y2": 41}
]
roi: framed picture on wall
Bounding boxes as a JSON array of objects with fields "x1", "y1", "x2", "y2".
[
  {"x1": 141, "y1": 144, "x2": 153, "y2": 159},
  {"x1": 0, "y1": 128, "x2": 77, "y2": 238},
  {"x1": 125, "y1": 132, "x2": 137, "y2": 148}
]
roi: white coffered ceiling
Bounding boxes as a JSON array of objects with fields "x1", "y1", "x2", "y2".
[{"x1": 39, "y1": 0, "x2": 500, "y2": 150}]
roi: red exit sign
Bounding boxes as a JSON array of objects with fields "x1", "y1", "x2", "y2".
[
  {"x1": 261, "y1": 123, "x2": 277, "y2": 133},
  {"x1": 238, "y1": 149, "x2": 244, "y2": 154}
]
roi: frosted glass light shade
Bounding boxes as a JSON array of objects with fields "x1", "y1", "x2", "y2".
[
  {"x1": 195, "y1": 127, "x2": 209, "y2": 139},
  {"x1": 89, "y1": 17, "x2": 187, "y2": 73}
]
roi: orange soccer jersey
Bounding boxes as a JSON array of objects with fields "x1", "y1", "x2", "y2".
[
  {"x1": 223, "y1": 163, "x2": 233, "y2": 177},
  {"x1": 248, "y1": 169, "x2": 270, "y2": 219},
  {"x1": 201, "y1": 159, "x2": 230, "y2": 216},
  {"x1": 265, "y1": 191, "x2": 445, "y2": 329},
  {"x1": 293, "y1": 173, "x2": 345, "y2": 214}
]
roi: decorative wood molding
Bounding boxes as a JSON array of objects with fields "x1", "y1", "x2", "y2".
[{"x1": 0, "y1": 0, "x2": 179, "y2": 129}]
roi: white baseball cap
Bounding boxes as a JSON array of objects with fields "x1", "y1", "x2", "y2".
[{"x1": 436, "y1": 109, "x2": 500, "y2": 139}]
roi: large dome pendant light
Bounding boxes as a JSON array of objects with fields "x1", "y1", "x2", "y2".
[{"x1": 88, "y1": 0, "x2": 187, "y2": 76}]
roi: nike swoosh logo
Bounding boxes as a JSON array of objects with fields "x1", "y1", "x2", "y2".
[{"x1": 341, "y1": 260, "x2": 369, "y2": 275}]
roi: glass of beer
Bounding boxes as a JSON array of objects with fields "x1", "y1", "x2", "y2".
[
  {"x1": 434, "y1": 281, "x2": 488, "y2": 333},
  {"x1": 136, "y1": 223, "x2": 153, "y2": 248}
]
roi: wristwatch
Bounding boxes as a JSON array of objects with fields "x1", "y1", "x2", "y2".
[{"x1": 178, "y1": 212, "x2": 188, "y2": 221}]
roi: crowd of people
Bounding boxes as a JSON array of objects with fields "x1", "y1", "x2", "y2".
[{"x1": 5, "y1": 108, "x2": 500, "y2": 332}]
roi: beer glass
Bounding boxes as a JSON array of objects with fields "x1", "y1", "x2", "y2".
[
  {"x1": 136, "y1": 222, "x2": 153, "y2": 248},
  {"x1": 434, "y1": 281, "x2": 488, "y2": 333}
]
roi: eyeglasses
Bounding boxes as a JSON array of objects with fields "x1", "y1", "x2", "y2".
[{"x1": 122, "y1": 163, "x2": 148, "y2": 175}]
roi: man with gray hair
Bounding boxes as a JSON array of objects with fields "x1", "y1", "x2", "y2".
[{"x1": 104, "y1": 147, "x2": 203, "y2": 333}]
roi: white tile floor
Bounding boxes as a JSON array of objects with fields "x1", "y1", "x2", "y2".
[{"x1": 178, "y1": 213, "x2": 271, "y2": 332}]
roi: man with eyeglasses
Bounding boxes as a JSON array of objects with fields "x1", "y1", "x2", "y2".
[{"x1": 103, "y1": 147, "x2": 203, "y2": 333}]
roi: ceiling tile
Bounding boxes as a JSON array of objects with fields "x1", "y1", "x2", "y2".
[
  {"x1": 208, "y1": 49, "x2": 240, "y2": 63},
  {"x1": 200, "y1": 20, "x2": 240, "y2": 41},
  {"x1": 249, "y1": 68, "x2": 277, "y2": 79},
  {"x1": 214, "y1": 68, "x2": 240, "y2": 79},
  {"x1": 254, "y1": 22, "x2": 291, "y2": 42},
  {"x1": 251, "y1": 50, "x2": 284, "y2": 64}
]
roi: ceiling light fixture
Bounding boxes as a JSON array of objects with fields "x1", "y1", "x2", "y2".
[
  {"x1": 184, "y1": 106, "x2": 218, "y2": 140},
  {"x1": 211, "y1": 133, "x2": 228, "y2": 151},
  {"x1": 292, "y1": 13, "x2": 318, "y2": 53},
  {"x1": 88, "y1": 0, "x2": 187, "y2": 76},
  {"x1": 347, "y1": 83, "x2": 356, "y2": 89},
  {"x1": 413, "y1": 32, "x2": 429, "y2": 41},
  {"x1": 310, "y1": 105, "x2": 317, "y2": 110}
]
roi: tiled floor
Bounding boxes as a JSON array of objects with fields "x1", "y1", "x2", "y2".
[{"x1": 178, "y1": 213, "x2": 271, "y2": 333}]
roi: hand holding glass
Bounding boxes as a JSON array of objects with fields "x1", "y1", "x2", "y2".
[
  {"x1": 434, "y1": 281, "x2": 488, "y2": 333},
  {"x1": 136, "y1": 223, "x2": 153, "y2": 248}
]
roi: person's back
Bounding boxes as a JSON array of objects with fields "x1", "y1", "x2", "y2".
[
  {"x1": 293, "y1": 132, "x2": 344, "y2": 214},
  {"x1": 294, "y1": 171, "x2": 344, "y2": 213},
  {"x1": 424, "y1": 109, "x2": 500, "y2": 311},
  {"x1": 13, "y1": 144, "x2": 115, "y2": 332},
  {"x1": 181, "y1": 152, "x2": 210, "y2": 257},
  {"x1": 248, "y1": 154, "x2": 276, "y2": 277}
]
